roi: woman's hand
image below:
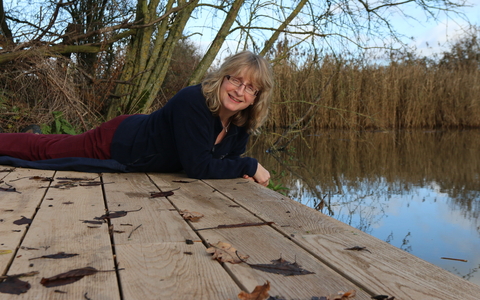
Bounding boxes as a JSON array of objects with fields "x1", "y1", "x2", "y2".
[{"x1": 244, "y1": 163, "x2": 270, "y2": 187}]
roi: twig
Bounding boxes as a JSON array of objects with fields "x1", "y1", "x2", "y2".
[
  {"x1": 441, "y1": 257, "x2": 468, "y2": 262},
  {"x1": 128, "y1": 224, "x2": 142, "y2": 238}
]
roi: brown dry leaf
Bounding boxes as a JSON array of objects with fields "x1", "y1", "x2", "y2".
[
  {"x1": 206, "y1": 241, "x2": 249, "y2": 264},
  {"x1": 13, "y1": 216, "x2": 32, "y2": 225},
  {"x1": 238, "y1": 281, "x2": 270, "y2": 300},
  {"x1": 249, "y1": 257, "x2": 315, "y2": 276},
  {"x1": 329, "y1": 290, "x2": 356, "y2": 300},
  {"x1": 40, "y1": 267, "x2": 98, "y2": 287},
  {"x1": 29, "y1": 252, "x2": 79, "y2": 260},
  {"x1": 0, "y1": 277, "x2": 31, "y2": 295},
  {"x1": 179, "y1": 210, "x2": 204, "y2": 222}
]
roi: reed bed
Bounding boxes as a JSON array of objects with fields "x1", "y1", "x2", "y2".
[
  {"x1": 0, "y1": 40, "x2": 478, "y2": 132},
  {"x1": 267, "y1": 57, "x2": 480, "y2": 130}
]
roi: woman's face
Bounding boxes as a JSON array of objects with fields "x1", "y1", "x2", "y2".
[{"x1": 219, "y1": 70, "x2": 258, "y2": 117}]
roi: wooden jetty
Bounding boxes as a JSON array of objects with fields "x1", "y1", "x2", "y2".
[{"x1": 1, "y1": 166, "x2": 480, "y2": 299}]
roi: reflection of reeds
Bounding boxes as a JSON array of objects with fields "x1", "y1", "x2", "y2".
[
  {"x1": 267, "y1": 57, "x2": 480, "y2": 130},
  {"x1": 249, "y1": 130, "x2": 480, "y2": 221}
]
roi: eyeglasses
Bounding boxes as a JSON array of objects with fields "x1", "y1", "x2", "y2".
[{"x1": 225, "y1": 75, "x2": 259, "y2": 96}]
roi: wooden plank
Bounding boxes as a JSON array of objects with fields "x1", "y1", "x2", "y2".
[
  {"x1": 0, "y1": 167, "x2": 55, "y2": 275},
  {"x1": 116, "y1": 242, "x2": 241, "y2": 300},
  {"x1": 102, "y1": 172, "x2": 199, "y2": 244},
  {"x1": 2, "y1": 171, "x2": 120, "y2": 300},
  {"x1": 149, "y1": 173, "x2": 372, "y2": 300},
  {"x1": 102, "y1": 173, "x2": 243, "y2": 299},
  {"x1": 204, "y1": 178, "x2": 480, "y2": 300}
]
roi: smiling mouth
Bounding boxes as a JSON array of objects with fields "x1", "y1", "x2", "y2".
[{"x1": 229, "y1": 94, "x2": 243, "y2": 103}]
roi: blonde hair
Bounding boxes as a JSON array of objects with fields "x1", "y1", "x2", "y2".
[{"x1": 202, "y1": 51, "x2": 274, "y2": 133}]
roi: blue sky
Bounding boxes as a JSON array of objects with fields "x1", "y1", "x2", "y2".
[
  {"x1": 390, "y1": 0, "x2": 480, "y2": 57},
  {"x1": 188, "y1": 0, "x2": 479, "y2": 61}
]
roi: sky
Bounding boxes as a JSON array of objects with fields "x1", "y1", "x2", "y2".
[
  {"x1": 188, "y1": 0, "x2": 479, "y2": 62},
  {"x1": 390, "y1": 0, "x2": 480, "y2": 57}
]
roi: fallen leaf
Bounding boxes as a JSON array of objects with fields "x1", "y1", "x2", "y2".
[
  {"x1": 40, "y1": 267, "x2": 98, "y2": 287},
  {"x1": 0, "y1": 250, "x2": 12, "y2": 255},
  {"x1": 238, "y1": 281, "x2": 270, "y2": 300},
  {"x1": 371, "y1": 295, "x2": 395, "y2": 300},
  {"x1": 29, "y1": 252, "x2": 79, "y2": 260},
  {"x1": 80, "y1": 220, "x2": 104, "y2": 225},
  {"x1": 0, "y1": 277, "x2": 31, "y2": 295},
  {"x1": 150, "y1": 191, "x2": 174, "y2": 198},
  {"x1": 344, "y1": 246, "x2": 371, "y2": 253},
  {"x1": 248, "y1": 257, "x2": 315, "y2": 276},
  {"x1": 329, "y1": 290, "x2": 356, "y2": 300},
  {"x1": 30, "y1": 176, "x2": 54, "y2": 181},
  {"x1": 94, "y1": 207, "x2": 142, "y2": 220},
  {"x1": 179, "y1": 210, "x2": 204, "y2": 222},
  {"x1": 172, "y1": 180, "x2": 196, "y2": 183},
  {"x1": 206, "y1": 241, "x2": 249, "y2": 264},
  {"x1": 13, "y1": 216, "x2": 32, "y2": 225}
]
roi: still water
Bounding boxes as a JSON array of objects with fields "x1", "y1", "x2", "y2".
[{"x1": 248, "y1": 129, "x2": 480, "y2": 286}]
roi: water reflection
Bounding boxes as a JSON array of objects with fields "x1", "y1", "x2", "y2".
[{"x1": 248, "y1": 129, "x2": 480, "y2": 286}]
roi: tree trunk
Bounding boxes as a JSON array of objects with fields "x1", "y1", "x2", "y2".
[
  {"x1": 107, "y1": 0, "x2": 199, "y2": 119},
  {"x1": 187, "y1": 0, "x2": 246, "y2": 85}
]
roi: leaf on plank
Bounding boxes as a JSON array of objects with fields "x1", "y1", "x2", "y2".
[
  {"x1": 206, "y1": 241, "x2": 249, "y2": 264},
  {"x1": 172, "y1": 180, "x2": 197, "y2": 183},
  {"x1": 179, "y1": 210, "x2": 204, "y2": 222},
  {"x1": 30, "y1": 176, "x2": 54, "y2": 181},
  {"x1": 371, "y1": 295, "x2": 395, "y2": 300},
  {"x1": 29, "y1": 252, "x2": 79, "y2": 260},
  {"x1": 0, "y1": 277, "x2": 31, "y2": 295},
  {"x1": 248, "y1": 257, "x2": 315, "y2": 276},
  {"x1": 328, "y1": 290, "x2": 356, "y2": 300},
  {"x1": 344, "y1": 246, "x2": 371, "y2": 253},
  {"x1": 0, "y1": 250, "x2": 12, "y2": 255},
  {"x1": 40, "y1": 267, "x2": 98, "y2": 287},
  {"x1": 150, "y1": 188, "x2": 178, "y2": 198},
  {"x1": 80, "y1": 220, "x2": 104, "y2": 225},
  {"x1": 94, "y1": 207, "x2": 142, "y2": 220},
  {"x1": 13, "y1": 216, "x2": 32, "y2": 225},
  {"x1": 238, "y1": 281, "x2": 270, "y2": 300}
]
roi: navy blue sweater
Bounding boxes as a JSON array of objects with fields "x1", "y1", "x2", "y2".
[
  {"x1": 0, "y1": 85, "x2": 258, "y2": 178},
  {"x1": 110, "y1": 84, "x2": 258, "y2": 178}
]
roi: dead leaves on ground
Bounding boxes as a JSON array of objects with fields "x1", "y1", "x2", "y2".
[
  {"x1": 29, "y1": 252, "x2": 79, "y2": 260},
  {"x1": 206, "y1": 241, "x2": 249, "y2": 264},
  {"x1": 179, "y1": 209, "x2": 204, "y2": 222},
  {"x1": 249, "y1": 256, "x2": 315, "y2": 276},
  {"x1": 0, "y1": 277, "x2": 31, "y2": 295},
  {"x1": 238, "y1": 281, "x2": 271, "y2": 300},
  {"x1": 94, "y1": 207, "x2": 143, "y2": 221},
  {"x1": 234, "y1": 281, "x2": 356, "y2": 300},
  {"x1": 40, "y1": 267, "x2": 105, "y2": 287}
]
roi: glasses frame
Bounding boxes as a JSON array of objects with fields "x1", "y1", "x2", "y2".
[{"x1": 225, "y1": 75, "x2": 259, "y2": 96}]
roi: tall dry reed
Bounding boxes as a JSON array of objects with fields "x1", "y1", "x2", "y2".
[{"x1": 266, "y1": 56, "x2": 480, "y2": 130}]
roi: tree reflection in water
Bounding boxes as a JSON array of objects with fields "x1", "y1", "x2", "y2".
[{"x1": 249, "y1": 129, "x2": 480, "y2": 287}]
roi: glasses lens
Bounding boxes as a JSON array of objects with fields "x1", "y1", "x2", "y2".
[{"x1": 226, "y1": 76, "x2": 258, "y2": 96}]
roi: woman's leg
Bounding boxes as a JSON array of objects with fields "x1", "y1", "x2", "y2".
[{"x1": 0, "y1": 115, "x2": 130, "y2": 161}]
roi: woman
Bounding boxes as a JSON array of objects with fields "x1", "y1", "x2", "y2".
[{"x1": 0, "y1": 51, "x2": 273, "y2": 186}]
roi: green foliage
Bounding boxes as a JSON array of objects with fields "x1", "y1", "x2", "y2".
[
  {"x1": 267, "y1": 170, "x2": 289, "y2": 195},
  {"x1": 41, "y1": 111, "x2": 79, "y2": 135}
]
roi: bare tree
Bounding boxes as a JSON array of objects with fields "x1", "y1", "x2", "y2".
[{"x1": 0, "y1": 0, "x2": 471, "y2": 120}]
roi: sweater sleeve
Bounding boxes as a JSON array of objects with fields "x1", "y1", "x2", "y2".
[{"x1": 169, "y1": 88, "x2": 258, "y2": 179}]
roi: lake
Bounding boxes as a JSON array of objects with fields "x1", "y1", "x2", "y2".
[{"x1": 248, "y1": 129, "x2": 480, "y2": 287}]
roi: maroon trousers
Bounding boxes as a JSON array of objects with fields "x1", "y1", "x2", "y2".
[{"x1": 0, "y1": 115, "x2": 129, "y2": 161}]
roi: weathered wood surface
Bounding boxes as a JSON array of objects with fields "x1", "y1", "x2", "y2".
[{"x1": 1, "y1": 166, "x2": 479, "y2": 300}]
